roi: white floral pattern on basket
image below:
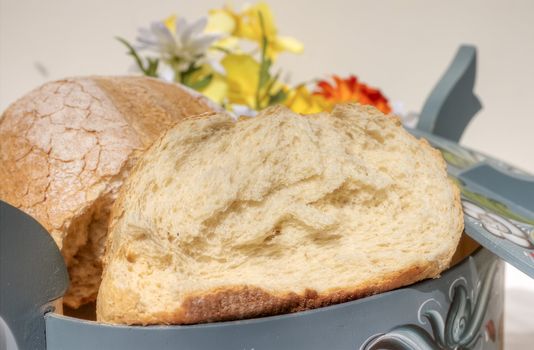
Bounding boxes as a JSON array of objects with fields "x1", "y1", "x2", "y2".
[{"x1": 462, "y1": 200, "x2": 534, "y2": 249}]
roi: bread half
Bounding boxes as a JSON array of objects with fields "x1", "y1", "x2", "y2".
[
  {"x1": 0, "y1": 76, "x2": 220, "y2": 308},
  {"x1": 97, "y1": 104, "x2": 463, "y2": 324}
]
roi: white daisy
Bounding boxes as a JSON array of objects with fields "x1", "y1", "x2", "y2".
[{"x1": 136, "y1": 17, "x2": 221, "y2": 71}]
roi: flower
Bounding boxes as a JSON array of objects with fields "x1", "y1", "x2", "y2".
[
  {"x1": 207, "y1": 2, "x2": 303, "y2": 59},
  {"x1": 121, "y1": 3, "x2": 392, "y2": 118},
  {"x1": 285, "y1": 85, "x2": 328, "y2": 114},
  {"x1": 206, "y1": 9, "x2": 241, "y2": 51},
  {"x1": 177, "y1": 63, "x2": 228, "y2": 103},
  {"x1": 314, "y1": 75, "x2": 391, "y2": 114},
  {"x1": 136, "y1": 15, "x2": 221, "y2": 71},
  {"x1": 221, "y1": 54, "x2": 260, "y2": 108}
]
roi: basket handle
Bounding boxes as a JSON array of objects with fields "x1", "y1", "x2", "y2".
[
  {"x1": 0, "y1": 201, "x2": 68, "y2": 350},
  {"x1": 417, "y1": 45, "x2": 482, "y2": 141}
]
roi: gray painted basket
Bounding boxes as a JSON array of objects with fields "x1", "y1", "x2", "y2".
[{"x1": 1, "y1": 45, "x2": 533, "y2": 350}]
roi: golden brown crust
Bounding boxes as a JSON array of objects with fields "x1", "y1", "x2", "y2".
[
  {"x1": 179, "y1": 263, "x2": 435, "y2": 325},
  {"x1": 0, "y1": 76, "x2": 217, "y2": 249},
  {"x1": 415, "y1": 136, "x2": 465, "y2": 270},
  {"x1": 0, "y1": 76, "x2": 220, "y2": 308},
  {"x1": 92, "y1": 76, "x2": 221, "y2": 145},
  {"x1": 99, "y1": 260, "x2": 440, "y2": 325},
  {"x1": 450, "y1": 233, "x2": 480, "y2": 266}
]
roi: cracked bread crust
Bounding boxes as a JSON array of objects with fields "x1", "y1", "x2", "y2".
[{"x1": 0, "y1": 76, "x2": 219, "y2": 308}]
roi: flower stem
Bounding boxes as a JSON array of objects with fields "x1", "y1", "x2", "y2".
[
  {"x1": 116, "y1": 36, "x2": 156, "y2": 76},
  {"x1": 256, "y1": 11, "x2": 269, "y2": 110}
]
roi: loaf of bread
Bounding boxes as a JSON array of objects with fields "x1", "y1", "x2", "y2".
[
  {"x1": 97, "y1": 104, "x2": 463, "y2": 325},
  {"x1": 0, "y1": 76, "x2": 220, "y2": 308}
]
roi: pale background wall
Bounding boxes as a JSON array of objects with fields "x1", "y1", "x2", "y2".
[{"x1": 0, "y1": 0, "x2": 533, "y2": 346}]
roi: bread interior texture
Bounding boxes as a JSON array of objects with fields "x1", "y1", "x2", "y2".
[{"x1": 97, "y1": 104, "x2": 463, "y2": 324}]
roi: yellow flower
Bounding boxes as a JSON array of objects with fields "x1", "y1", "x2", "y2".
[
  {"x1": 221, "y1": 54, "x2": 260, "y2": 108},
  {"x1": 207, "y1": 2, "x2": 303, "y2": 59},
  {"x1": 206, "y1": 10, "x2": 240, "y2": 51},
  {"x1": 163, "y1": 14, "x2": 177, "y2": 32},
  {"x1": 285, "y1": 85, "x2": 329, "y2": 114},
  {"x1": 240, "y1": 2, "x2": 303, "y2": 58},
  {"x1": 201, "y1": 73, "x2": 228, "y2": 104},
  {"x1": 206, "y1": 10, "x2": 235, "y2": 34},
  {"x1": 182, "y1": 64, "x2": 228, "y2": 104}
]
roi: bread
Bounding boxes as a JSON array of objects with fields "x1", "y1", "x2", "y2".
[
  {"x1": 0, "y1": 76, "x2": 220, "y2": 308},
  {"x1": 97, "y1": 104, "x2": 463, "y2": 325}
]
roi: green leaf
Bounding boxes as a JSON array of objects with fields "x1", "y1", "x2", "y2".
[
  {"x1": 268, "y1": 89, "x2": 288, "y2": 105},
  {"x1": 262, "y1": 70, "x2": 281, "y2": 100},
  {"x1": 146, "y1": 58, "x2": 160, "y2": 77},
  {"x1": 181, "y1": 63, "x2": 203, "y2": 85},
  {"x1": 212, "y1": 46, "x2": 232, "y2": 54},
  {"x1": 255, "y1": 10, "x2": 271, "y2": 110},
  {"x1": 259, "y1": 58, "x2": 272, "y2": 89},
  {"x1": 183, "y1": 64, "x2": 202, "y2": 77},
  {"x1": 116, "y1": 36, "x2": 150, "y2": 76},
  {"x1": 189, "y1": 74, "x2": 213, "y2": 90}
]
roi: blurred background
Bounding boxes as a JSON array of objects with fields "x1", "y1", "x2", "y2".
[{"x1": 1, "y1": 0, "x2": 533, "y2": 347}]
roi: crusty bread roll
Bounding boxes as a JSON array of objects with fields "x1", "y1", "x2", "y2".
[
  {"x1": 97, "y1": 104, "x2": 463, "y2": 325},
  {"x1": 0, "y1": 76, "x2": 220, "y2": 308}
]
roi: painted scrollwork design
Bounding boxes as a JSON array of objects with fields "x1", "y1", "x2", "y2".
[{"x1": 360, "y1": 260, "x2": 499, "y2": 350}]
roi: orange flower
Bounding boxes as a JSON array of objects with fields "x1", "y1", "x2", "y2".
[{"x1": 313, "y1": 75, "x2": 391, "y2": 114}]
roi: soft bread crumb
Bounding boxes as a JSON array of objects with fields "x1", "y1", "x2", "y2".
[{"x1": 97, "y1": 104, "x2": 463, "y2": 325}]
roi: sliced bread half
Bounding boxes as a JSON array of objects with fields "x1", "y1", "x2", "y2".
[{"x1": 97, "y1": 104, "x2": 463, "y2": 324}]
